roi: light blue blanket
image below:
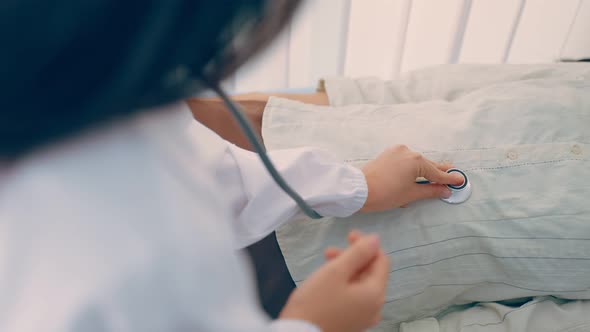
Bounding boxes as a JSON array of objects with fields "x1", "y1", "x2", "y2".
[{"x1": 262, "y1": 64, "x2": 590, "y2": 331}]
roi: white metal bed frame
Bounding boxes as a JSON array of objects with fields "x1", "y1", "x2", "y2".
[{"x1": 229, "y1": 0, "x2": 590, "y2": 93}]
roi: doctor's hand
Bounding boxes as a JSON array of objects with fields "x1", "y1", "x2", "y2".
[
  {"x1": 280, "y1": 232, "x2": 389, "y2": 332},
  {"x1": 360, "y1": 145, "x2": 464, "y2": 212}
]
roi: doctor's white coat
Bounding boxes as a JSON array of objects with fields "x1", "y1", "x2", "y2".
[{"x1": 0, "y1": 102, "x2": 368, "y2": 332}]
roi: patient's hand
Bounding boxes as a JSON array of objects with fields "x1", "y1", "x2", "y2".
[{"x1": 360, "y1": 145, "x2": 464, "y2": 212}]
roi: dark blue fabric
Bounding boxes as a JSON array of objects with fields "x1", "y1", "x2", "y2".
[{"x1": 246, "y1": 231, "x2": 296, "y2": 318}]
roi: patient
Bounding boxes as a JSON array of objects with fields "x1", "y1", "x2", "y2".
[
  {"x1": 191, "y1": 64, "x2": 590, "y2": 332},
  {"x1": 187, "y1": 91, "x2": 329, "y2": 150}
]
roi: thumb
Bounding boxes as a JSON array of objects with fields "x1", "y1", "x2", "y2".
[{"x1": 332, "y1": 234, "x2": 380, "y2": 279}]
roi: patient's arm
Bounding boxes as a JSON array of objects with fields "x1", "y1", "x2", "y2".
[
  {"x1": 230, "y1": 92, "x2": 329, "y2": 105},
  {"x1": 186, "y1": 92, "x2": 328, "y2": 150}
]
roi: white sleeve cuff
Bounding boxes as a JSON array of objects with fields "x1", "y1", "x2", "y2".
[
  {"x1": 320, "y1": 163, "x2": 367, "y2": 218},
  {"x1": 269, "y1": 319, "x2": 322, "y2": 332},
  {"x1": 225, "y1": 144, "x2": 368, "y2": 248}
]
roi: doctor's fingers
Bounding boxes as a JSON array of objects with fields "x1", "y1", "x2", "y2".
[
  {"x1": 324, "y1": 247, "x2": 341, "y2": 260},
  {"x1": 348, "y1": 230, "x2": 363, "y2": 243},
  {"x1": 419, "y1": 158, "x2": 463, "y2": 185},
  {"x1": 324, "y1": 230, "x2": 364, "y2": 260},
  {"x1": 354, "y1": 251, "x2": 390, "y2": 302},
  {"x1": 330, "y1": 234, "x2": 381, "y2": 280},
  {"x1": 432, "y1": 160, "x2": 455, "y2": 172},
  {"x1": 404, "y1": 183, "x2": 451, "y2": 204},
  {"x1": 327, "y1": 250, "x2": 387, "y2": 283}
]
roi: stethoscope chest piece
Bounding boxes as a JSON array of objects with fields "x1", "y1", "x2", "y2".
[{"x1": 441, "y1": 168, "x2": 471, "y2": 204}]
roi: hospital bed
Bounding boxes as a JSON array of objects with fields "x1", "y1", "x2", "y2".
[
  {"x1": 263, "y1": 64, "x2": 590, "y2": 331},
  {"x1": 192, "y1": 1, "x2": 590, "y2": 331}
]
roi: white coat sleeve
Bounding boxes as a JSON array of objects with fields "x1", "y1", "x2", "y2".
[
  {"x1": 217, "y1": 141, "x2": 368, "y2": 249},
  {"x1": 0, "y1": 103, "x2": 322, "y2": 332}
]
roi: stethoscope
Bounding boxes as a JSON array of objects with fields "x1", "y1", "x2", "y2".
[
  {"x1": 210, "y1": 82, "x2": 323, "y2": 219},
  {"x1": 211, "y1": 82, "x2": 471, "y2": 219},
  {"x1": 416, "y1": 168, "x2": 472, "y2": 204}
]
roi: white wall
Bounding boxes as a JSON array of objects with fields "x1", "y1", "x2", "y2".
[{"x1": 231, "y1": 0, "x2": 590, "y2": 93}]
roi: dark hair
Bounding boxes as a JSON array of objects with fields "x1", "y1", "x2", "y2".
[{"x1": 0, "y1": 0, "x2": 300, "y2": 158}]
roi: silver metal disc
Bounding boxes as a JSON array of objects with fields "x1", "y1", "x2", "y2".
[{"x1": 441, "y1": 168, "x2": 472, "y2": 204}]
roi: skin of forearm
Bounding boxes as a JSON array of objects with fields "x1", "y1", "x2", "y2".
[
  {"x1": 230, "y1": 92, "x2": 329, "y2": 105},
  {"x1": 187, "y1": 92, "x2": 328, "y2": 151}
]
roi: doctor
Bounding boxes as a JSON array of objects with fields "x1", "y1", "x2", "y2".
[{"x1": 0, "y1": 1, "x2": 462, "y2": 332}]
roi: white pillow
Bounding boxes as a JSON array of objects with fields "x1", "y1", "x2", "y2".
[{"x1": 262, "y1": 64, "x2": 590, "y2": 331}]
